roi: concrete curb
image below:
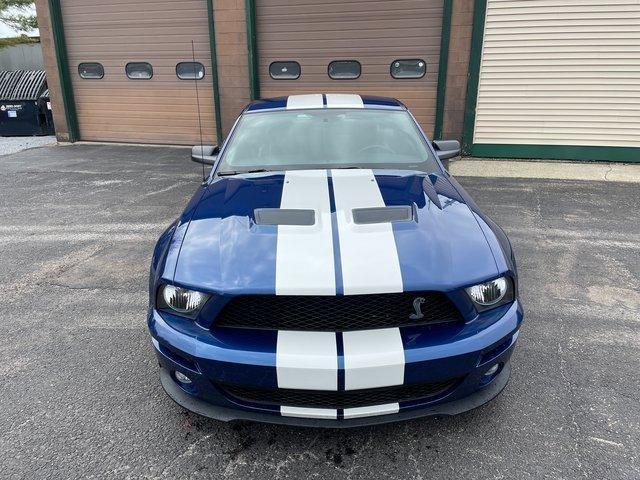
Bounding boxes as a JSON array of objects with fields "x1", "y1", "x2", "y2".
[{"x1": 450, "y1": 158, "x2": 640, "y2": 183}]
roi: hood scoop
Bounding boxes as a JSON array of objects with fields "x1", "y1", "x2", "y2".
[
  {"x1": 352, "y1": 206, "x2": 413, "y2": 225},
  {"x1": 254, "y1": 208, "x2": 316, "y2": 226}
]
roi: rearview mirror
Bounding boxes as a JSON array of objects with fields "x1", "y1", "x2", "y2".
[
  {"x1": 191, "y1": 145, "x2": 219, "y2": 165},
  {"x1": 432, "y1": 140, "x2": 460, "y2": 161}
]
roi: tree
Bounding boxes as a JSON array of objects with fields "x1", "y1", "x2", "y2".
[{"x1": 0, "y1": 0, "x2": 37, "y2": 33}]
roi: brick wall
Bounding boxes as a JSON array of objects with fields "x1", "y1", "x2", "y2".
[
  {"x1": 442, "y1": 0, "x2": 475, "y2": 142},
  {"x1": 34, "y1": 0, "x2": 70, "y2": 141},
  {"x1": 213, "y1": 0, "x2": 251, "y2": 138}
]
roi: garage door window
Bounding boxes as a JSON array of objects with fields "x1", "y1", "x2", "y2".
[
  {"x1": 125, "y1": 62, "x2": 153, "y2": 80},
  {"x1": 78, "y1": 62, "x2": 104, "y2": 79},
  {"x1": 176, "y1": 62, "x2": 205, "y2": 80},
  {"x1": 328, "y1": 60, "x2": 361, "y2": 80},
  {"x1": 390, "y1": 59, "x2": 426, "y2": 79},
  {"x1": 269, "y1": 61, "x2": 300, "y2": 80}
]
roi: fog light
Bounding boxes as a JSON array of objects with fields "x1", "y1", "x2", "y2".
[
  {"x1": 484, "y1": 364, "x2": 500, "y2": 377},
  {"x1": 174, "y1": 371, "x2": 192, "y2": 384}
]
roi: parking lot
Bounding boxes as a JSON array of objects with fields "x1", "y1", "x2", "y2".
[{"x1": 1, "y1": 144, "x2": 638, "y2": 479}]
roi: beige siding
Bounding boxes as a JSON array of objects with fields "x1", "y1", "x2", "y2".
[
  {"x1": 256, "y1": 0, "x2": 444, "y2": 136},
  {"x1": 474, "y1": 0, "x2": 640, "y2": 147},
  {"x1": 61, "y1": 0, "x2": 217, "y2": 144}
]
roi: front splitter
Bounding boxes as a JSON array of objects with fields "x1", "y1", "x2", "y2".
[{"x1": 159, "y1": 362, "x2": 511, "y2": 428}]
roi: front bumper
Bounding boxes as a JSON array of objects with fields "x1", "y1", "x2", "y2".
[
  {"x1": 159, "y1": 360, "x2": 512, "y2": 428},
  {"x1": 148, "y1": 300, "x2": 523, "y2": 427}
]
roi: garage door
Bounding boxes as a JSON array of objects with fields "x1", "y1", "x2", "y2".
[
  {"x1": 473, "y1": 0, "x2": 640, "y2": 148},
  {"x1": 256, "y1": 0, "x2": 444, "y2": 136},
  {"x1": 61, "y1": 0, "x2": 217, "y2": 144}
]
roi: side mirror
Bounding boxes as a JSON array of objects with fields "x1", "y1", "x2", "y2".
[
  {"x1": 432, "y1": 140, "x2": 461, "y2": 161},
  {"x1": 191, "y1": 145, "x2": 219, "y2": 165}
]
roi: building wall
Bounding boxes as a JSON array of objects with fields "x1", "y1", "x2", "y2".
[
  {"x1": 442, "y1": 0, "x2": 474, "y2": 142},
  {"x1": 35, "y1": 0, "x2": 474, "y2": 145},
  {"x1": 35, "y1": 0, "x2": 70, "y2": 141},
  {"x1": 213, "y1": 0, "x2": 251, "y2": 137}
]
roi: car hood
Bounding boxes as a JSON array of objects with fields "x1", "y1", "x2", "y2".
[{"x1": 166, "y1": 170, "x2": 499, "y2": 295}]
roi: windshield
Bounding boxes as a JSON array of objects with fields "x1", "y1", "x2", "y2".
[{"x1": 218, "y1": 109, "x2": 440, "y2": 173}]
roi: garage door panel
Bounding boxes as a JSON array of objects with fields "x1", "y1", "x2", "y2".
[
  {"x1": 64, "y1": 27, "x2": 210, "y2": 38},
  {"x1": 259, "y1": 37, "x2": 440, "y2": 50},
  {"x1": 80, "y1": 131, "x2": 210, "y2": 145},
  {"x1": 62, "y1": 0, "x2": 217, "y2": 144},
  {"x1": 65, "y1": 41, "x2": 211, "y2": 56},
  {"x1": 260, "y1": 32, "x2": 440, "y2": 44},
  {"x1": 258, "y1": 18, "x2": 441, "y2": 33},
  {"x1": 259, "y1": 2, "x2": 440, "y2": 17},
  {"x1": 63, "y1": 1, "x2": 208, "y2": 13},
  {"x1": 260, "y1": 11, "x2": 441, "y2": 25},
  {"x1": 69, "y1": 76, "x2": 210, "y2": 85},
  {"x1": 75, "y1": 103, "x2": 215, "y2": 116},
  {"x1": 72, "y1": 86, "x2": 215, "y2": 98},
  {"x1": 258, "y1": 54, "x2": 439, "y2": 64},
  {"x1": 63, "y1": 9, "x2": 210, "y2": 22},
  {"x1": 257, "y1": 0, "x2": 443, "y2": 136},
  {"x1": 76, "y1": 123, "x2": 215, "y2": 134}
]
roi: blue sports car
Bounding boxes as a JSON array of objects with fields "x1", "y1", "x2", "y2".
[{"x1": 148, "y1": 94, "x2": 523, "y2": 427}]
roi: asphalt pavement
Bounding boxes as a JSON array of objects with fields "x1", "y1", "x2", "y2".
[{"x1": 0, "y1": 144, "x2": 638, "y2": 479}]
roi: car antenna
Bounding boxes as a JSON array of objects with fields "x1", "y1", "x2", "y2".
[{"x1": 191, "y1": 40, "x2": 206, "y2": 182}]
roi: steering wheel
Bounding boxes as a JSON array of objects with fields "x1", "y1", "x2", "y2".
[{"x1": 357, "y1": 144, "x2": 395, "y2": 156}]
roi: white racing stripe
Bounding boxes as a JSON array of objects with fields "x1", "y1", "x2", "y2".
[
  {"x1": 286, "y1": 94, "x2": 323, "y2": 110},
  {"x1": 325, "y1": 94, "x2": 364, "y2": 109},
  {"x1": 281, "y1": 406, "x2": 337, "y2": 419},
  {"x1": 277, "y1": 331, "x2": 337, "y2": 390},
  {"x1": 343, "y1": 328, "x2": 405, "y2": 390},
  {"x1": 331, "y1": 169, "x2": 403, "y2": 295},
  {"x1": 276, "y1": 170, "x2": 335, "y2": 295},
  {"x1": 343, "y1": 403, "x2": 399, "y2": 419},
  {"x1": 276, "y1": 168, "x2": 408, "y2": 418}
]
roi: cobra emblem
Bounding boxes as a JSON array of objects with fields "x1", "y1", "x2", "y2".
[{"x1": 409, "y1": 297, "x2": 426, "y2": 320}]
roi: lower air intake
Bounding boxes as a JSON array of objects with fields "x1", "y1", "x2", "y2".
[{"x1": 218, "y1": 378, "x2": 461, "y2": 410}]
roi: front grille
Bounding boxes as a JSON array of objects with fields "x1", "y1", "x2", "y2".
[
  {"x1": 219, "y1": 378, "x2": 460, "y2": 410},
  {"x1": 214, "y1": 292, "x2": 462, "y2": 331}
]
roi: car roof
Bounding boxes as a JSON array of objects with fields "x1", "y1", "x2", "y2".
[{"x1": 245, "y1": 94, "x2": 407, "y2": 113}]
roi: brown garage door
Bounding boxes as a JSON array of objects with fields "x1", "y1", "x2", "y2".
[
  {"x1": 61, "y1": 0, "x2": 217, "y2": 145},
  {"x1": 256, "y1": 0, "x2": 444, "y2": 136}
]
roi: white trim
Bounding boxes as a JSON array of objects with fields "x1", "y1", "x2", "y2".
[
  {"x1": 343, "y1": 403, "x2": 399, "y2": 419},
  {"x1": 276, "y1": 170, "x2": 335, "y2": 295},
  {"x1": 343, "y1": 328, "x2": 405, "y2": 390},
  {"x1": 280, "y1": 406, "x2": 337, "y2": 419},
  {"x1": 325, "y1": 94, "x2": 364, "y2": 109},
  {"x1": 286, "y1": 94, "x2": 323, "y2": 110},
  {"x1": 331, "y1": 169, "x2": 403, "y2": 295},
  {"x1": 276, "y1": 331, "x2": 338, "y2": 390}
]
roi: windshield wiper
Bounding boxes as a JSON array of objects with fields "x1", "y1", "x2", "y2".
[
  {"x1": 330, "y1": 166, "x2": 362, "y2": 169},
  {"x1": 217, "y1": 168, "x2": 271, "y2": 176}
]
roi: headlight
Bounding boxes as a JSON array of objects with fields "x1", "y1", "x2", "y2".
[
  {"x1": 465, "y1": 276, "x2": 514, "y2": 311},
  {"x1": 158, "y1": 284, "x2": 209, "y2": 316}
]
